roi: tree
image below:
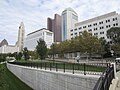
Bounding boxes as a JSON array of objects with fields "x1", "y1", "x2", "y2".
[
  {"x1": 36, "y1": 39, "x2": 47, "y2": 60},
  {"x1": 48, "y1": 31, "x2": 103, "y2": 59},
  {"x1": 107, "y1": 27, "x2": 120, "y2": 44},
  {"x1": 78, "y1": 31, "x2": 103, "y2": 58},
  {"x1": 18, "y1": 52, "x2": 23, "y2": 60},
  {"x1": 0, "y1": 54, "x2": 6, "y2": 62},
  {"x1": 28, "y1": 51, "x2": 39, "y2": 59},
  {"x1": 107, "y1": 27, "x2": 120, "y2": 56},
  {"x1": 23, "y1": 47, "x2": 29, "y2": 60}
]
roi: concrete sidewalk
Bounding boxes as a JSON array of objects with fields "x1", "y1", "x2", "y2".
[
  {"x1": 109, "y1": 71, "x2": 120, "y2": 90},
  {"x1": 115, "y1": 71, "x2": 120, "y2": 90}
]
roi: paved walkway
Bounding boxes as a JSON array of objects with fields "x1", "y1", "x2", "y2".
[
  {"x1": 116, "y1": 71, "x2": 120, "y2": 90},
  {"x1": 109, "y1": 71, "x2": 120, "y2": 90}
]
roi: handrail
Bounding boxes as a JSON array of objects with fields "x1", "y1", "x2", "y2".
[
  {"x1": 93, "y1": 64, "x2": 114, "y2": 90},
  {"x1": 7, "y1": 61, "x2": 108, "y2": 75}
]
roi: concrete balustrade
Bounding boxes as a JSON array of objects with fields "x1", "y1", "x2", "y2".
[{"x1": 7, "y1": 63, "x2": 99, "y2": 90}]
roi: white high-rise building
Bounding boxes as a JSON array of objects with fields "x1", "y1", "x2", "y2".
[
  {"x1": 61, "y1": 8, "x2": 78, "y2": 41},
  {"x1": 68, "y1": 11, "x2": 120, "y2": 43},
  {"x1": 24, "y1": 28, "x2": 53, "y2": 51},
  {"x1": 17, "y1": 22, "x2": 25, "y2": 52}
]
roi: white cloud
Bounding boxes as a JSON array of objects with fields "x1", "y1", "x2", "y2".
[{"x1": 0, "y1": 0, "x2": 120, "y2": 45}]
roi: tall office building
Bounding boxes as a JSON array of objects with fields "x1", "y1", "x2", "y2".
[
  {"x1": 61, "y1": 8, "x2": 78, "y2": 41},
  {"x1": 69, "y1": 11, "x2": 120, "y2": 43},
  {"x1": 17, "y1": 22, "x2": 25, "y2": 52},
  {"x1": 47, "y1": 14, "x2": 61, "y2": 42},
  {"x1": 47, "y1": 18, "x2": 53, "y2": 32}
]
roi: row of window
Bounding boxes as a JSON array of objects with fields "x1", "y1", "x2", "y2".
[
  {"x1": 71, "y1": 31, "x2": 105, "y2": 36},
  {"x1": 71, "y1": 36, "x2": 105, "y2": 40},
  {"x1": 72, "y1": 17, "x2": 118, "y2": 30},
  {"x1": 70, "y1": 23, "x2": 118, "y2": 32}
]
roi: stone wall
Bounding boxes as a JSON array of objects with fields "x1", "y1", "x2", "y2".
[{"x1": 7, "y1": 63, "x2": 99, "y2": 90}]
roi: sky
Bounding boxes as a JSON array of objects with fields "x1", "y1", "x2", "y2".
[{"x1": 0, "y1": 0, "x2": 120, "y2": 45}]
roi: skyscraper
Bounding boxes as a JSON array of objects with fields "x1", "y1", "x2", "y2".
[
  {"x1": 47, "y1": 18, "x2": 53, "y2": 32},
  {"x1": 47, "y1": 14, "x2": 61, "y2": 42},
  {"x1": 17, "y1": 22, "x2": 25, "y2": 52},
  {"x1": 61, "y1": 8, "x2": 78, "y2": 41}
]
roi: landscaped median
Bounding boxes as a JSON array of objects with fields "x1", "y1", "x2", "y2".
[{"x1": 0, "y1": 64, "x2": 33, "y2": 90}]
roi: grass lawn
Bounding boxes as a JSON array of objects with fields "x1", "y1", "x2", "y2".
[{"x1": 0, "y1": 64, "x2": 33, "y2": 90}]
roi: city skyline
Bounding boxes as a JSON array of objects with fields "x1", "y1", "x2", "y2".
[{"x1": 0, "y1": 0, "x2": 120, "y2": 45}]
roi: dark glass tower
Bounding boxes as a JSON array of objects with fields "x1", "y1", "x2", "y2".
[{"x1": 47, "y1": 14, "x2": 61, "y2": 42}]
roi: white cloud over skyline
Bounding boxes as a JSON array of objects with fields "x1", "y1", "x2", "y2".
[{"x1": 0, "y1": 0, "x2": 120, "y2": 45}]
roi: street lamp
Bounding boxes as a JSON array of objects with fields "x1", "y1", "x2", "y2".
[
  {"x1": 52, "y1": 43, "x2": 54, "y2": 61},
  {"x1": 111, "y1": 50, "x2": 114, "y2": 57}
]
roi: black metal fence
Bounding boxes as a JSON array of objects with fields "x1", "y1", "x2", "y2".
[
  {"x1": 8, "y1": 61, "x2": 109, "y2": 75},
  {"x1": 93, "y1": 64, "x2": 114, "y2": 90}
]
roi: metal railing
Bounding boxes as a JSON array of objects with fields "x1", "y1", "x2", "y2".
[
  {"x1": 8, "y1": 61, "x2": 109, "y2": 75},
  {"x1": 93, "y1": 64, "x2": 114, "y2": 90}
]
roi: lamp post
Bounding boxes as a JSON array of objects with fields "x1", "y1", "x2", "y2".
[
  {"x1": 52, "y1": 43, "x2": 54, "y2": 61},
  {"x1": 111, "y1": 50, "x2": 114, "y2": 57}
]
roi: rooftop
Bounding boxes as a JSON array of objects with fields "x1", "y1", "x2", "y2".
[
  {"x1": 75, "y1": 11, "x2": 118, "y2": 27},
  {"x1": 27, "y1": 28, "x2": 52, "y2": 36}
]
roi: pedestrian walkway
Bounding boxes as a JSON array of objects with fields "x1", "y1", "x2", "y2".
[
  {"x1": 116, "y1": 71, "x2": 120, "y2": 90},
  {"x1": 109, "y1": 71, "x2": 120, "y2": 90}
]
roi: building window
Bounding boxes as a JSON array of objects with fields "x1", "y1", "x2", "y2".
[
  {"x1": 99, "y1": 21, "x2": 103, "y2": 24},
  {"x1": 75, "y1": 33, "x2": 77, "y2": 35},
  {"x1": 79, "y1": 32, "x2": 82, "y2": 35},
  {"x1": 83, "y1": 26, "x2": 86, "y2": 28},
  {"x1": 94, "y1": 33, "x2": 98, "y2": 35},
  {"x1": 100, "y1": 32, "x2": 104, "y2": 34},
  {"x1": 113, "y1": 18, "x2": 115, "y2": 21},
  {"x1": 88, "y1": 29, "x2": 92, "y2": 32},
  {"x1": 106, "y1": 19, "x2": 110, "y2": 23},
  {"x1": 71, "y1": 33, "x2": 73, "y2": 36},
  {"x1": 106, "y1": 20, "x2": 108, "y2": 23},
  {"x1": 46, "y1": 32, "x2": 52, "y2": 36},
  {"x1": 88, "y1": 24, "x2": 92, "y2": 27},
  {"x1": 113, "y1": 24, "x2": 115, "y2": 26},
  {"x1": 93, "y1": 23, "x2": 97, "y2": 26},
  {"x1": 74, "y1": 28, "x2": 77, "y2": 31},
  {"x1": 71, "y1": 29, "x2": 73, "y2": 32},
  {"x1": 109, "y1": 25, "x2": 110, "y2": 27},
  {"x1": 113, "y1": 18, "x2": 117, "y2": 21},
  {"x1": 79, "y1": 27, "x2": 82, "y2": 29},
  {"x1": 94, "y1": 28, "x2": 97, "y2": 31},
  {"x1": 106, "y1": 25, "x2": 108, "y2": 28},
  {"x1": 101, "y1": 37, "x2": 105, "y2": 39},
  {"x1": 116, "y1": 23, "x2": 118, "y2": 26}
]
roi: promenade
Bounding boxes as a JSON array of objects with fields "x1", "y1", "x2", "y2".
[
  {"x1": 109, "y1": 70, "x2": 120, "y2": 90},
  {"x1": 116, "y1": 71, "x2": 120, "y2": 90}
]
